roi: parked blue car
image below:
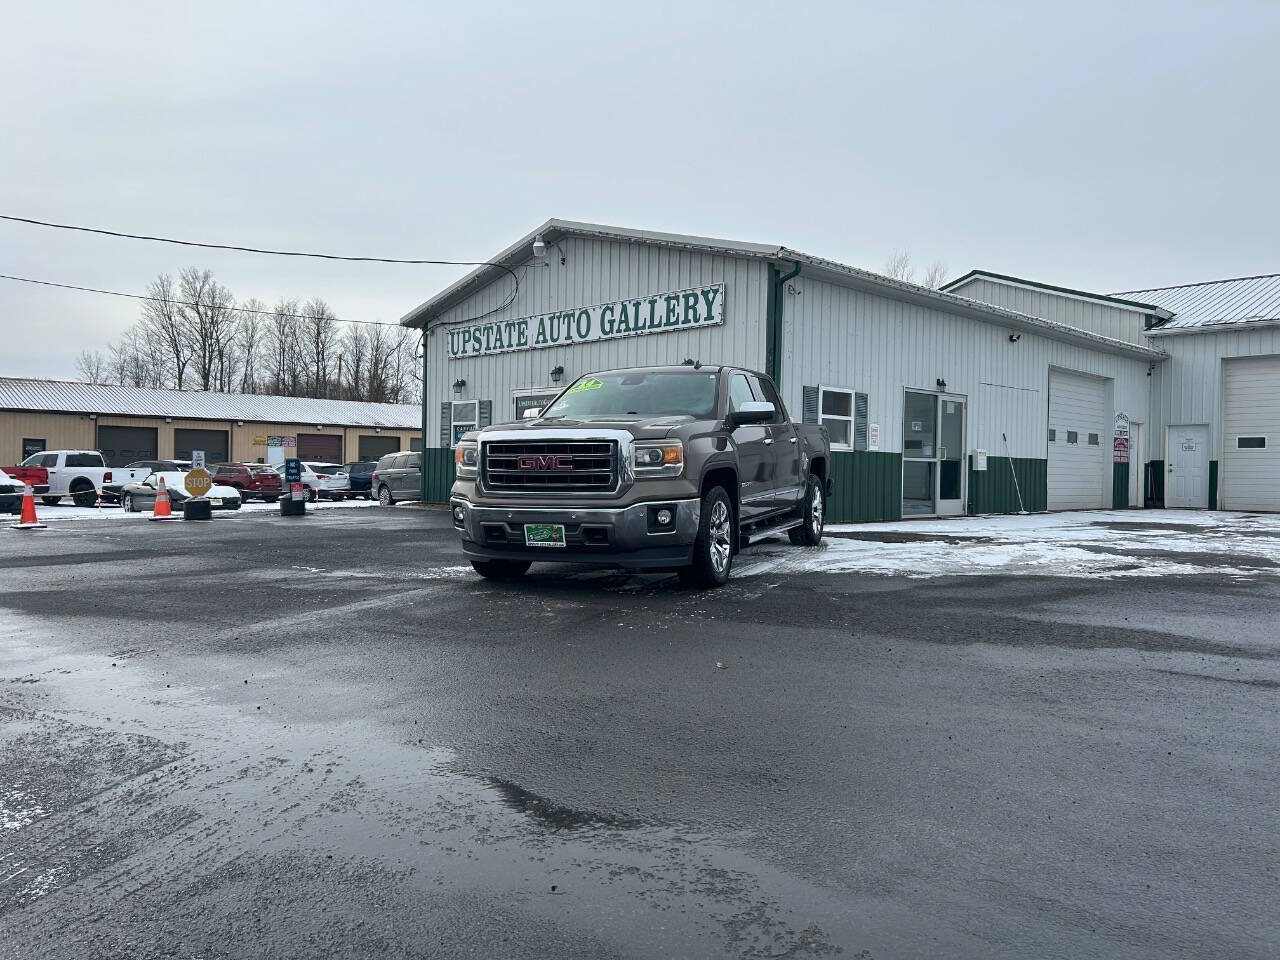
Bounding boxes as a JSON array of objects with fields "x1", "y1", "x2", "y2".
[{"x1": 344, "y1": 461, "x2": 377, "y2": 499}]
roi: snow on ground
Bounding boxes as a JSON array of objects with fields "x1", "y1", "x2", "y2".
[
  {"x1": 737, "y1": 510, "x2": 1280, "y2": 581},
  {"x1": 15, "y1": 496, "x2": 383, "y2": 523}
]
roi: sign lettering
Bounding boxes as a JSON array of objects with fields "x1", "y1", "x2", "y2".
[{"x1": 447, "y1": 283, "x2": 725, "y2": 360}]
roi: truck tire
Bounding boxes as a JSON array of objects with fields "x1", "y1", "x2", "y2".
[
  {"x1": 122, "y1": 493, "x2": 135, "y2": 513},
  {"x1": 378, "y1": 485, "x2": 394, "y2": 506},
  {"x1": 788, "y1": 474, "x2": 825, "y2": 546},
  {"x1": 42, "y1": 496, "x2": 61, "y2": 507},
  {"x1": 679, "y1": 486, "x2": 734, "y2": 588},
  {"x1": 471, "y1": 559, "x2": 531, "y2": 580}
]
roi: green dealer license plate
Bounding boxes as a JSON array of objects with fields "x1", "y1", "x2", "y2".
[{"x1": 524, "y1": 523, "x2": 566, "y2": 548}]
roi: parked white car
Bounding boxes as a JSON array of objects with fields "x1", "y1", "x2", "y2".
[
  {"x1": 271, "y1": 461, "x2": 340, "y2": 502},
  {"x1": 0, "y1": 468, "x2": 24, "y2": 514},
  {"x1": 308, "y1": 462, "x2": 351, "y2": 500}
]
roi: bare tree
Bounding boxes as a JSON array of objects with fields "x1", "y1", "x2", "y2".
[
  {"x1": 141, "y1": 273, "x2": 190, "y2": 389},
  {"x1": 920, "y1": 260, "x2": 949, "y2": 290},
  {"x1": 236, "y1": 299, "x2": 266, "y2": 394},
  {"x1": 178, "y1": 267, "x2": 237, "y2": 391},
  {"x1": 264, "y1": 299, "x2": 300, "y2": 395},
  {"x1": 300, "y1": 298, "x2": 339, "y2": 397},
  {"x1": 74, "y1": 349, "x2": 109, "y2": 384},
  {"x1": 882, "y1": 249, "x2": 915, "y2": 283}
]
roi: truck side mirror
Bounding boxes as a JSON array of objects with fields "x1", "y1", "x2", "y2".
[{"x1": 729, "y1": 401, "x2": 775, "y2": 427}]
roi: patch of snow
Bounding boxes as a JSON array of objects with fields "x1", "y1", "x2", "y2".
[{"x1": 1, "y1": 787, "x2": 46, "y2": 831}]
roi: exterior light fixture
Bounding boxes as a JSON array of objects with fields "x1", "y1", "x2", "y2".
[
  {"x1": 316, "y1": 425, "x2": 324, "y2": 431},
  {"x1": 550, "y1": 365, "x2": 564, "y2": 383},
  {"x1": 453, "y1": 378, "x2": 466, "y2": 396},
  {"x1": 936, "y1": 378, "x2": 947, "y2": 390},
  {"x1": 236, "y1": 420, "x2": 244, "y2": 426},
  {"x1": 375, "y1": 427, "x2": 382, "y2": 434},
  {"x1": 532, "y1": 235, "x2": 547, "y2": 259},
  {"x1": 1008, "y1": 333, "x2": 1021, "y2": 343},
  {"x1": 88, "y1": 413, "x2": 97, "y2": 420},
  {"x1": 164, "y1": 417, "x2": 172, "y2": 424}
]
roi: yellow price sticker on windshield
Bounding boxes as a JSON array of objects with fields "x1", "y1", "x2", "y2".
[{"x1": 568, "y1": 376, "x2": 604, "y2": 394}]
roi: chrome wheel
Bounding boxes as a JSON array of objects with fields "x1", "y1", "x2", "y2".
[
  {"x1": 122, "y1": 494, "x2": 133, "y2": 513},
  {"x1": 810, "y1": 485, "x2": 824, "y2": 537},
  {"x1": 378, "y1": 486, "x2": 392, "y2": 506},
  {"x1": 709, "y1": 499, "x2": 732, "y2": 573}
]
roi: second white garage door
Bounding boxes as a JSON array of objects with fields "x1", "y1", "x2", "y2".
[
  {"x1": 1222, "y1": 356, "x2": 1280, "y2": 511},
  {"x1": 1048, "y1": 369, "x2": 1108, "y2": 510}
]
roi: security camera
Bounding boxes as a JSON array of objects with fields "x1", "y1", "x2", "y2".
[{"x1": 1008, "y1": 333, "x2": 1021, "y2": 343}]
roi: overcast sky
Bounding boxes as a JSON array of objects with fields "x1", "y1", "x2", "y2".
[{"x1": 2, "y1": 1, "x2": 1276, "y2": 380}]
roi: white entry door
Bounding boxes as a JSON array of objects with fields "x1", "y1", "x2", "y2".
[{"x1": 1167, "y1": 424, "x2": 1209, "y2": 509}]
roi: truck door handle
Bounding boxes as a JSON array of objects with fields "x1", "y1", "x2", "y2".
[{"x1": 763, "y1": 438, "x2": 773, "y2": 446}]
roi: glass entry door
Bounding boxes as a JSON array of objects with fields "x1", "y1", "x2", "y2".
[{"x1": 902, "y1": 391, "x2": 966, "y2": 517}]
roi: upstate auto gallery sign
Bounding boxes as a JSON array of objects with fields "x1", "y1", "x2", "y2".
[{"x1": 446, "y1": 283, "x2": 725, "y2": 360}]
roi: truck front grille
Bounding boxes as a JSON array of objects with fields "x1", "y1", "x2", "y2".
[{"x1": 482, "y1": 440, "x2": 618, "y2": 493}]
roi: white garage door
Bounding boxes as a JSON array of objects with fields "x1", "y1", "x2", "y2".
[
  {"x1": 1048, "y1": 369, "x2": 1107, "y2": 510},
  {"x1": 1222, "y1": 356, "x2": 1280, "y2": 511}
]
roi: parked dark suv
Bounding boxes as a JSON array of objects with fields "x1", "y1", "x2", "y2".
[
  {"x1": 371, "y1": 452, "x2": 422, "y2": 506},
  {"x1": 344, "y1": 461, "x2": 377, "y2": 499},
  {"x1": 212, "y1": 463, "x2": 283, "y2": 502}
]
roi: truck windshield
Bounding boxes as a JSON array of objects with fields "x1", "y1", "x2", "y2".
[{"x1": 542, "y1": 371, "x2": 719, "y2": 419}]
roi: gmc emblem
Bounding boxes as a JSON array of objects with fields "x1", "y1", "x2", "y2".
[{"x1": 517, "y1": 454, "x2": 574, "y2": 471}]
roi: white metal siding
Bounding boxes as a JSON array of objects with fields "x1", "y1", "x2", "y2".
[
  {"x1": 423, "y1": 236, "x2": 768, "y2": 442},
  {"x1": 1048, "y1": 370, "x2": 1108, "y2": 510},
  {"x1": 947, "y1": 277, "x2": 1149, "y2": 345},
  {"x1": 1221, "y1": 355, "x2": 1280, "y2": 511},
  {"x1": 1147, "y1": 327, "x2": 1280, "y2": 463},
  {"x1": 779, "y1": 276, "x2": 1150, "y2": 464}
]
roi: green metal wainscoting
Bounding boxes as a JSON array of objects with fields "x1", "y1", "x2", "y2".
[
  {"x1": 1112, "y1": 463, "x2": 1130, "y2": 509},
  {"x1": 826, "y1": 451, "x2": 902, "y2": 523},
  {"x1": 967, "y1": 456, "x2": 1047, "y2": 515},
  {"x1": 423, "y1": 448, "x2": 456, "y2": 502}
]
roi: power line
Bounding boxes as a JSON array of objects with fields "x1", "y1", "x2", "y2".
[
  {"x1": 0, "y1": 212, "x2": 521, "y2": 323},
  {"x1": 0, "y1": 271, "x2": 404, "y2": 327}
]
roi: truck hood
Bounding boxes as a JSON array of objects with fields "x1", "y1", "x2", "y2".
[{"x1": 477, "y1": 415, "x2": 700, "y2": 441}]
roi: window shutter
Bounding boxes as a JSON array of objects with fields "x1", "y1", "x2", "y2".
[
  {"x1": 439, "y1": 402, "x2": 452, "y2": 447},
  {"x1": 854, "y1": 392, "x2": 868, "y2": 451},
  {"x1": 802, "y1": 386, "x2": 819, "y2": 424},
  {"x1": 479, "y1": 399, "x2": 492, "y2": 428}
]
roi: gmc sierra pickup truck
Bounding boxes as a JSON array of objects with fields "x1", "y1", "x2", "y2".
[{"x1": 450, "y1": 364, "x2": 831, "y2": 587}]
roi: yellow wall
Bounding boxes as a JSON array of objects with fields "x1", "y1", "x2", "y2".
[{"x1": 1, "y1": 410, "x2": 420, "y2": 465}]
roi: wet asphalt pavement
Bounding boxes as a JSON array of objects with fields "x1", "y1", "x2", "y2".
[{"x1": 2, "y1": 506, "x2": 1278, "y2": 959}]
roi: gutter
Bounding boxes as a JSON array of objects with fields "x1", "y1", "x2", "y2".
[{"x1": 766, "y1": 261, "x2": 801, "y2": 386}]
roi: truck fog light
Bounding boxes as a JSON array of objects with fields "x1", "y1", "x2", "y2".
[
  {"x1": 452, "y1": 505, "x2": 466, "y2": 524},
  {"x1": 656, "y1": 508, "x2": 673, "y2": 526}
]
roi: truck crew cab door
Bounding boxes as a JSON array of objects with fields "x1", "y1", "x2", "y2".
[
  {"x1": 751, "y1": 374, "x2": 802, "y2": 511},
  {"x1": 728, "y1": 372, "x2": 774, "y2": 521}
]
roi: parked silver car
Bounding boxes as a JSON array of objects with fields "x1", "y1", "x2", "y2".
[{"x1": 371, "y1": 452, "x2": 422, "y2": 506}]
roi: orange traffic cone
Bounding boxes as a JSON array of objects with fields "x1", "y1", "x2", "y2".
[
  {"x1": 148, "y1": 476, "x2": 179, "y2": 522},
  {"x1": 10, "y1": 487, "x2": 46, "y2": 530}
]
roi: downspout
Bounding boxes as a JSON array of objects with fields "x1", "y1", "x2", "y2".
[
  {"x1": 767, "y1": 260, "x2": 801, "y2": 387},
  {"x1": 419, "y1": 323, "x2": 429, "y2": 503}
]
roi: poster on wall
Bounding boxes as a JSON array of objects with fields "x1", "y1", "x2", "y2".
[
  {"x1": 1114, "y1": 412, "x2": 1130, "y2": 439},
  {"x1": 1113, "y1": 437, "x2": 1130, "y2": 463},
  {"x1": 446, "y1": 283, "x2": 725, "y2": 360}
]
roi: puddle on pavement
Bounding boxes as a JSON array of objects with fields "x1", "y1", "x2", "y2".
[{"x1": 0, "y1": 613, "x2": 863, "y2": 957}]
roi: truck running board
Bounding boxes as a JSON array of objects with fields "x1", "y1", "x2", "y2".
[{"x1": 741, "y1": 518, "x2": 803, "y2": 547}]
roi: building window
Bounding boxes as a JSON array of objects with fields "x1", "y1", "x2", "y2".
[
  {"x1": 819, "y1": 386, "x2": 854, "y2": 449},
  {"x1": 1237, "y1": 436, "x2": 1267, "y2": 449},
  {"x1": 1088, "y1": 433, "x2": 1100, "y2": 446},
  {"x1": 22, "y1": 438, "x2": 46, "y2": 460},
  {"x1": 1066, "y1": 431, "x2": 1078, "y2": 444},
  {"x1": 1048, "y1": 429, "x2": 1056, "y2": 443},
  {"x1": 451, "y1": 400, "x2": 479, "y2": 444}
]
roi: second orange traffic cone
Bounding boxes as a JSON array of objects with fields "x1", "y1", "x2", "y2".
[
  {"x1": 149, "y1": 476, "x2": 177, "y2": 521},
  {"x1": 11, "y1": 487, "x2": 46, "y2": 530}
]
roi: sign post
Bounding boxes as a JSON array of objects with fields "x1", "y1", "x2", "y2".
[
  {"x1": 182, "y1": 449, "x2": 214, "y2": 520},
  {"x1": 280, "y1": 457, "x2": 306, "y2": 517}
]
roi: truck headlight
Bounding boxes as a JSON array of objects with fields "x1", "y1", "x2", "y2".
[
  {"x1": 632, "y1": 441, "x2": 683, "y2": 478},
  {"x1": 455, "y1": 441, "x2": 479, "y2": 478}
]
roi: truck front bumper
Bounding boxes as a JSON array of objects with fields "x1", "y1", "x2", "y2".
[{"x1": 451, "y1": 496, "x2": 701, "y2": 569}]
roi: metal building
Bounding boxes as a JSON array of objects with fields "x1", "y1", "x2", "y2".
[
  {"x1": 0, "y1": 378, "x2": 423, "y2": 467},
  {"x1": 947, "y1": 271, "x2": 1280, "y2": 513},
  {"x1": 402, "y1": 221, "x2": 1163, "y2": 521}
]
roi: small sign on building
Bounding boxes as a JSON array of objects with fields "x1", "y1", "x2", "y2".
[
  {"x1": 1114, "y1": 412, "x2": 1130, "y2": 439},
  {"x1": 868, "y1": 423, "x2": 880, "y2": 451},
  {"x1": 1113, "y1": 437, "x2": 1130, "y2": 464}
]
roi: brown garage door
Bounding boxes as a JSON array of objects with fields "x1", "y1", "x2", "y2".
[
  {"x1": 297, "y1": 433, "x2": 342, "y2": 462},
  {"x1": 97, "y1": 426, "x2": 158, "y2": 467},
  {"x1": 174, "y1": 428, "x2": 228, "y2": 463},
  {"x1": 357, "y1": 434, "x2": 399, "y2": 461}
]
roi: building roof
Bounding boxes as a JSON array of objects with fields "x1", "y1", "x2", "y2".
[
  {"x1": 400, "y1": 219, "x2": 1166, "y2": 362},
  {"x1": 1113, "y1": 273, "x2": 1280, "y2": 333},
  {"x1": 0, "y1": 378, "x2": 422, "y2": 428},
  {"x1": 941, "y1": 269, "x2": 1169, "y2": 316}
]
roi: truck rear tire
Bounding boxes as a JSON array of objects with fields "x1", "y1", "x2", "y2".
[
  {"x1": 788, "y1": 475, "x2": 825, "y2": 546},
  {"x1": 42, "y1": 496, "x2": 61, "y2": 507},
  {"x1": 471, "y1": 559, "x2": 531, "y2": 581},
  {"x1": 680, "y1": 486, "x2": 734, "y2": 588}
]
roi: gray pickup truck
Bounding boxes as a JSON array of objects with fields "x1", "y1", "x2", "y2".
[{"x1": 449, "y1": 363, "x2": 831, "y2": 587}]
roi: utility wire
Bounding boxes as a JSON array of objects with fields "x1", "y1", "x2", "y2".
[
  {"x1": 0, "y1": 272, "x2": 404, "y2": 327},
  {"x1": 0, "y1": 212, "x2": 522, "y2": 323}
]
